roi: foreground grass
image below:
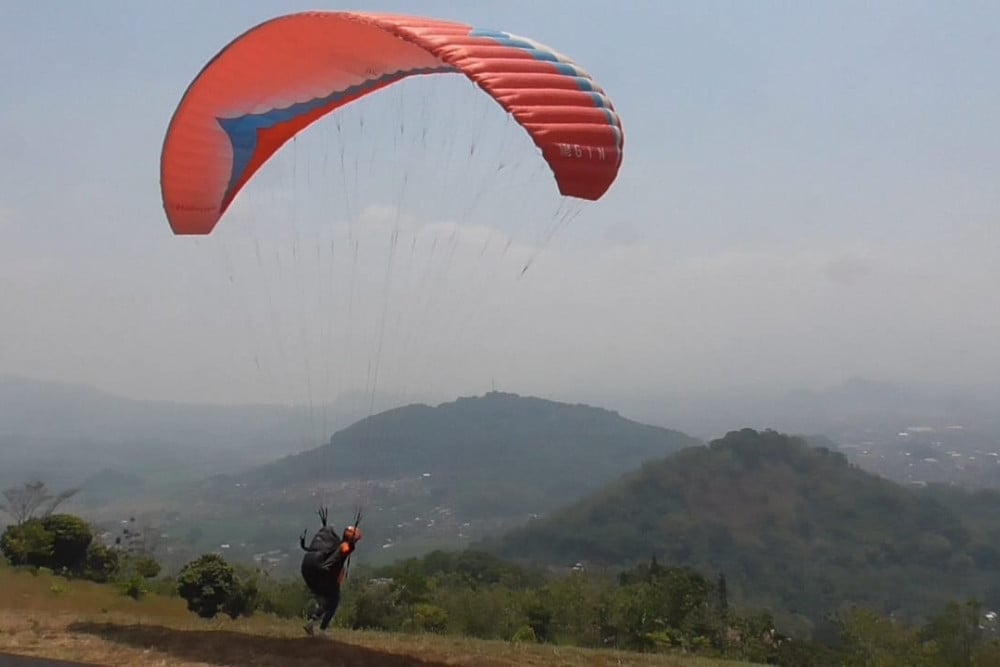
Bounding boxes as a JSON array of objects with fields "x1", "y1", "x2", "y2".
[{"x1": 0, "y1": 567, "x2": 757, "y2": 667}]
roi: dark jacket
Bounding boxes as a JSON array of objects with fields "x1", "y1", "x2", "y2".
[{"x1": 300, "y1": 519, "x2": 351, "y2": 597}]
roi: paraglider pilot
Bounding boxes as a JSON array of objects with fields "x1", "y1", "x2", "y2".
[{"x1": 299, "y1": 506, "x2": 363, "y2": 635}]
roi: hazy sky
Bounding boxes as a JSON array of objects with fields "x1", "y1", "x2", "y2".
[{"x1": 1, "y1": 1, "x2": 998, "y2": 409}]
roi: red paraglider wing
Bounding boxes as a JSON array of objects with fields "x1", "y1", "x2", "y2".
[{"x1": 160, "y1": 12, "x2": 624, "y2": 235}]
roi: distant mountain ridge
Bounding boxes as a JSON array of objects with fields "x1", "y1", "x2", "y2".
[
  {"x1": 233, "y1": 391, "x2": 702, "y2": 519},
  {"x1": 0, "y1": 374, "x2": 367, "y2": 447},
  {"x1": 586, "y1": 377, "x2": 1000, "y2": 439},
  {"x1": 0, "y1": 374, "x2": 408, "y2": 488}
]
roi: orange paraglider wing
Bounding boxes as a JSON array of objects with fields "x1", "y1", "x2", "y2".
[{"x1": 160, "y1": 12, "x2": 624, "y2": 235}]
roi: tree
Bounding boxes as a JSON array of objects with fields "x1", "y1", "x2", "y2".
[
  {"x1": 539, "y1": 572, "x2": 612, "y2": 647},
  {"x1": 840, "y1": 607, "x2": 929, "y2": 667},
  {"x1": 1, "y1": 482, "x2": 79, "y2": 525},
  {"x1": 115, "y1": 516, "x2": 161, "y2": 560},
  {"x1": 256, "y1": 579, "x2": 313, "y2": 619},
  {"x1": 352, "y1": 581, "x2": 403, "y2": 630},
  {"x1": 84, "y1": 542, "x2": 121, "y2": 583},
  {"x1": 392, "y1": 562, "x2": 431, "y2": 608},
  {"x1": 973, "y1": 639, "x2": 1000, "y2": 666},
  {"x1": 129, "y1": 555, "x2": 161, "y2": 579},
  {"x1": 1, "y1": 520, "x2": 54, "y2": 567},
  {"x1": 0, "y1": 514, "x2": 91, "y2": 572},
  {"x1": 526, "y1": 600, "x2": 554, "y2": 642},
  {"x1": 177, "y1": 553, "x2": 257, "y2": 620},
  {"x1": 921, "y1": 600, "x2": 983, "y2": 667},
  {"x1": 222, "y1": 573, "x2": 260, "y2": 620},
  {"x1": 41, "y1": 514, "x2": 92, "y2": 572},
  {"x1": 109, "y1": 515, "x2": 163, "y2": 585},
  {"x1": 411, "y1": 603, "x2": 449, "y2": 633},
  {"x1": 717, "y1": 573, "x2": 729, "y2": 618}
]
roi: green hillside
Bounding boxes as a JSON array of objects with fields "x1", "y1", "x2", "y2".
[{"x1": 488, "y1": 428, "x2": 997, "y2": 634}]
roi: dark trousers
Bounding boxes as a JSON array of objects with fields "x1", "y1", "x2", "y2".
[{"x1": 308, "y1": 586, "x2": 341, "y2": 630}]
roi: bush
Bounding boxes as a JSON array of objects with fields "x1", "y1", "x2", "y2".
[
  {"x1": 1, "y1": 520, "x2": 54, "y2": 567},
  {"x1": 40, "y1": 514, "x2": 92, "y2": 572},
  {"x1": 84, "y1": 542, "x2": 121, "y2": 583},
  {"x1": 223, "y1": 575, "x2": 260, "y2": 620},
  {"x1": 1, "y1": 514, "x2": 93, "y2": 574},
  {"x1": 411, "y1": 603, "x2": 449, "y2": 633},
  {"x1": 257, "y1": 580, "x2": 313, "y2": 619},
  {"x1": 526, "y1": 601, "x2": 553, "y2": 642},
  {"x1": 130, "y1": 555, "x2": 162, "y2": 579},
  {"x1": 352, "y1": 582, "x2": 403, "y2": 630},
  {"x1": 177, "y1": 553, "x2": 257, "y2": 620},
  {"x1": 120, "y1": 575, "x2": 146, "y2": 600},
  {"x1": 512, "y1": 625, "x2": 537, "y2": 644}
]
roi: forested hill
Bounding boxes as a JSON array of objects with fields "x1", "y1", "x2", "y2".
[
  {"x1": 487, "y1": 428, "x2": 1000, "y2": 628},
  {"x1": 235, "y1": 391, "x2": 701, "y2": 516}
]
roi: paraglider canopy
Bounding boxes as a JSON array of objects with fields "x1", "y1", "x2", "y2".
[{"x1": 160, "y1": 11, "x2": 624, "y2": 235}]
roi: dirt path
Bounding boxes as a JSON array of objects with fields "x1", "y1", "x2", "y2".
[
  {"x1": 0, "y1": 653, "x2": 97, "y2": 667},
  {"x1": 0, "y1": 610, "x2": 750, "y2": 667}
]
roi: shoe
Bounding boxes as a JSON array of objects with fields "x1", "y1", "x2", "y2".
[{"x1": 303, "y1": 620, "x2": 315, "y2": 636}]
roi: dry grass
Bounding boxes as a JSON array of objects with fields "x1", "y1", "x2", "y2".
[{"x1": 0, "y1": 567, "x2": 756, "y2": 667}]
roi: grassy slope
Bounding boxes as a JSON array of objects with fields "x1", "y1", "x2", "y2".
[{"x1": 0, "y1": 566, "x2": 756, "y2": 667}]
